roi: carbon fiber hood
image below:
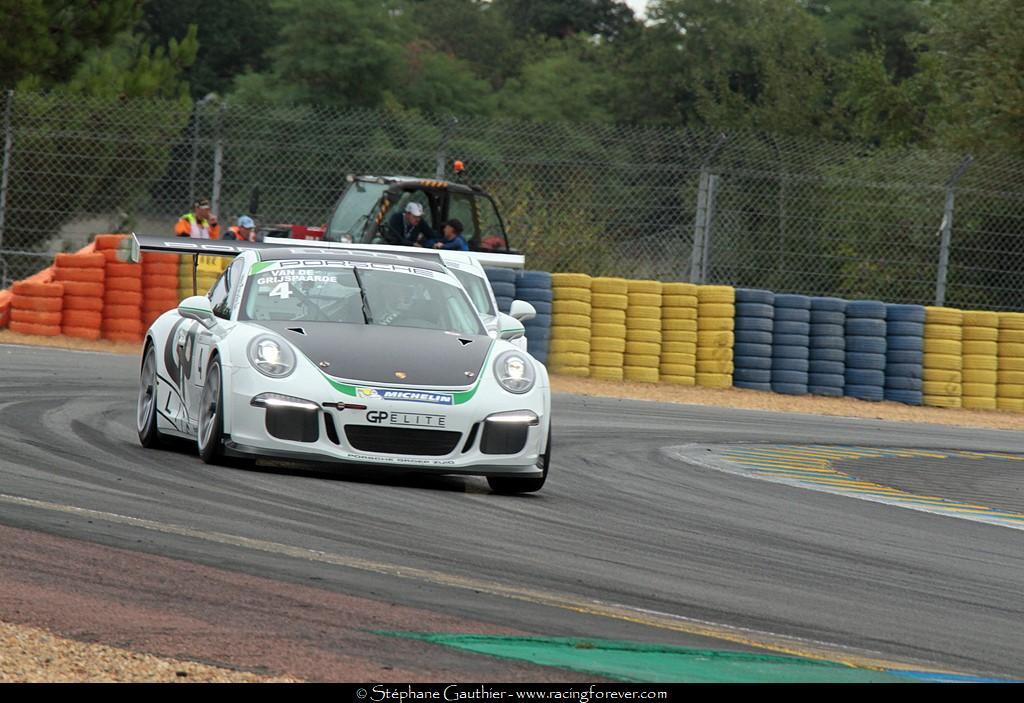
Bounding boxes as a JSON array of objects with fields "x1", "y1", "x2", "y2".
[{"x1": 252, "y1": 321, "x2": 491, "y2": 387}]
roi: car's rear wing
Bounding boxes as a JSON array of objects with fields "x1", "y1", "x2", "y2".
[{"x1": 263, "y1": 237, "x2": 526, "y2": 270}]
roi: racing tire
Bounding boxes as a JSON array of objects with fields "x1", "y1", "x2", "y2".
[
  {"x1": 137, "y1": 343, "x2": 162, "y2": 449},
  {"x1": 198, "y1": 357, "x2": 226, "y2": 465},
  {"x1": 488, "y1": 427, "x2": 550, "y2": 495}
]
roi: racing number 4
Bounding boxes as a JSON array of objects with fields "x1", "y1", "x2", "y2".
[{"x1": 269, "y1": 281, "x2": 292, "y2": 299}]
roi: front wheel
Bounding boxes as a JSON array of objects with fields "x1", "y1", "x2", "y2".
[
  {"x1": 137, "y1": 342, "x2": 162, "y2": 448},
  {"x1": 487, "y1": 427, "x2": 550, "y2": 495},
  {"x1": 197, "y1": 357, "x2": 226, "y2": 464}
]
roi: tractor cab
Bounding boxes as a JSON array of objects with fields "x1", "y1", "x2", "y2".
[{"x1": 324, "y1": 176, "x2": 512, "y2": 252}]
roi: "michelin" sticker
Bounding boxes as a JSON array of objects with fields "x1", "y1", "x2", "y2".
[{"x1": 357, "y1": 387, "x2": 454, "y2": 406}]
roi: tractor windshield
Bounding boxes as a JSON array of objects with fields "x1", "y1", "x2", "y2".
[{"x1": 326, "y1": 181, "x2": 388, "y2": 242}]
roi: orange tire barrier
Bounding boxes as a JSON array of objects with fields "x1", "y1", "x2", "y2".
[
  {"x1": 64, "y1": 296, "x2": 104, "y2": 312},
  {"x1": 62, "y1": 326, "x2": 102, "y2": 341},
  {"x1": 61, "y1": 281, "x2": 104, "y2": 297},
  {"x1": 12, "y1": 296, "x2": 63, "y2": 313},
  {"x1": 142, "y1": 262, "x2": 178, "y2": 276},
  {"x1": 9, "y1": 321, "x2": 61, "y2": 337},
  {"x1": 8, "y1": 281, "x2": 64, "y2": 335},
  {"x1": 103, "y1": 331, "x2": 142, "y2": 343},
  {"x1": 55, "y1": 252, "x2": 105, "y2": 269},
  {"x1": 11, "y1": 309, "x2": 61, "y2": 326},
  {"x1": 106, "y1": 262, "x2": 142, "y2": 279},
  {"x1": 12, "y1": 281, "x2": 62, "y2": 298},
  {"x1": 63, "y1": 310, "x2": 103, "y2": 328},
  {"x1": 54, "y1": 267, "x2": 105, "y2": 283},
  {"x1": 143, "y1": 274, "x2": 179, "y2": 290},
  {"x1": 102, "y1": 319, "x2": 143, "y2": 335},
  {"x1": 95, "y1": 234, "x2": 128, "y2": 250},
  {"x1": 103, "y1": 304, "x2": 140, "y2": 319},
  {"x1": 105, "y1": 291, "x2": 143, "y2": 307},
  {"x1": 106, "y1": 276, "x2": 143, "y2": 293}
]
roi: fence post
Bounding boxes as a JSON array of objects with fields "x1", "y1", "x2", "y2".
[
  {"x1": 934, "y1": 155, "x2": 973, "y2": 307},
  {"x1": 701, "y1": 173, "x2": 720, "y2": 282},
  {"x1": 0, "y1": 90, "x2": 13, "y2": 288},
  {"x1": 435, "y1": 115, "x2": 459, "y2": 179},
  {"x1": 689, "y1": 134, "x2": 727, "y2": 283},
  {"x1": 211, "y1": 100, "x2": 225, "y2": 219}
]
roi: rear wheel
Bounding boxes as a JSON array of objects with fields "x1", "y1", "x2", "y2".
[
  {"x1": 137, "y1": 342, "x2": 162, "y2": 448},
  {"x1": 197, "y1": 357, "x2": 226, "y2": 464},
  {"x1": 488, "y1": 427, "x2": 550, "y2": 495}
]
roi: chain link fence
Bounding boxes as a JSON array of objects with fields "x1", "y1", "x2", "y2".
[{"x1": 2, "y1": 90, "x2": 1023, "y2": 310}]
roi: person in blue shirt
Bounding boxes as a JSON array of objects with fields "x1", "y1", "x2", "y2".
[{"x1": 425, "y1": 219, "x2": 469, "y2": 251}]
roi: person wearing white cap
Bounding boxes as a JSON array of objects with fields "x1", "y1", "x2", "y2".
[
  {"x1": 224, "y1": 215, "x2": 257, "y2": 241},
  {"x1": 386, "y1": 201, "x2": 436, "y2": 245}
]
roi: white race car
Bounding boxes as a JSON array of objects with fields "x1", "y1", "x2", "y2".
[{"x1": 133, "y1": 237, "x2": 551, "y2": 493}]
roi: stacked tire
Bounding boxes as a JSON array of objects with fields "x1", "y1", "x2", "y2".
[
  {"x1": 55, "y1": 252, "x2": 105, "y2": 341},
  {"x1": 732, "y1": 288, "x2": 774, "y2": 392},
  {"x1": 660, "y1": 283, "x2": 698, "y2": 385},
  {"x1": 548, "y1": 273, "x2": 591, "y2": 377},
  {"x1": 808, "y1": 297, "x2": 846, "y2": 397},
  {"x1": 922, "y1": 306, "x2": 963, "y2": 408},
  {"x1": 997, "y1": 313, "x2": 1024, "y2": 412},
  {"x1": 8, "y1": 281, "x2": 64, "y2": 337},
  {"x1": 142, "y1": 252, "x2": 182, "y2": 330},
  {"x1": 843, "y1": 300, "x2": 887, "y2": 401},
  {"x1": 696, "y1": 286, "x2": 735, "y2": 388},
  {"x1": 883, "y1": 304, "x2": 924, "y2": 405},
  {"x1": 97, "y1": 234, "x2": 143, "y2": 343},
  {"x1": 771, "y1": 294, "x2": 811, "y2": 395},
  {"x1": 485, "y1": 267, "x2": 517, "y2": 314},
  {"x1": 515, "y1": 270, "x2": 552, "y2": 366},
  {"x1": 960, "y1": 311, "x2": 1000, "y2": 410},
  {"x1": 624, "y1": 279, "x2": 663, "y2": 383},
  {"x1": 588, "y1": 277, "x2": 628, "y2": 381}
]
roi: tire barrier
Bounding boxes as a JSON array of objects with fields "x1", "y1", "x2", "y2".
[
  {"x1": 733, "y1": 288, "x2": 774, "y2": 392},
  {"x1": 548, "y1": 273, "x2": 592, "y2": 377},
  {"x1": 97, "y1": 235, "x2": 143, "y2": 343},
  {"x1": 485, "y1": 267, "x2": 517, "y2": 314},
  {"x1": 843, "y1": 300, "x2": 887, "y2": 402},
  {"x1": 997, "y1": 312, "x2": 1024, "y2": 412},
  {"x1": 515, "y1": 270, "x2": 552, "y2": 366},
  {"x1": 660, "y1": 282, "x2": 698, "y2": 385},
  {"x1": 883, "y1": 304, "x2": 924, "y2": 405},
  {"x1": 771, "y1": 294, "x2": 810, "y2": 395},
  {"x1": 624, "y1": 279, "x2": 662, "y2": 383},
  {"x1": 923, "y1": 306, "x2": 963, "y2": 408},
  {"x1": 961, "y1": 310, "x2": 1000, "y2": 410},
  {"x1": 588, "y1": 277, "x2": 628, "y2": 381},
  {"x1": 56, "y1": 252, "x2": 105, "y2": 340},
  {"x1": 8, "y1": 281, "x2": 64, "y2": 337},
  {"x1": 808, "y1": 297, "x2": 846, "y2": 397},
  {"x1": 696, "y1": 285, "x2": 735, "y2": 388},
  {"x1": 142, "y1": 252, "x2": 183, "y2": 330}
]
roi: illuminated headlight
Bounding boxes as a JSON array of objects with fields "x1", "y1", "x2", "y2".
[
  {"x1": 493, "y1": 350, "x2": 535, "y2": 394},
  {"x1": 247, "y1": 334, "x2": 296, "y2": 378}
]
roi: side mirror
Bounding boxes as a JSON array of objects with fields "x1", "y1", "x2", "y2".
[
  {"x1": 508, "y1": 299, "x2": 536, "y2": 322},
  {"x1": 497, "y1": 312, "x2": 525, "y2": 342},
  {"x1": 178, "y1": 295, "x2": 216, "y2": 327}
]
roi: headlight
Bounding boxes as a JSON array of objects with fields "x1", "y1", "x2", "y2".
[
  {"x1": 493, "y1": 350, "x2": 535, "y2": 394},
  {"x1": 247, "y1": 334, "x2": 296, "y2": 378}
]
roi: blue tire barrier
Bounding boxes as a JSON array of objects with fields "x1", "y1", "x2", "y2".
[
  {"x1": 846, "y1": 384, "x2": 885, "y2": 401},
  {"x1": 811, "y1": 360, "x2": 845, "y2": 375},
  {"x1": 809, "y1": 373, "x2": 845, "y2": 387},
  {"x1": 734, "y1": 317, "x2": 773, "y2": 334},
  {"x1": 886, "y1": 350, "x2": 926, "y2": 365},
  {"x1": 495, "y1": 296, "x2": 514, "y2": 313},
  {"x1": 846, "y1": 319, "x2": 887, "y2": 336},
  {"x1": 808, "y1": 385, "x2": 844, "y2": 397},
  {"x1": 810, "y1": 348, "x2": 845, "y2": 362},
  {"x1": 810, "y1": 297, "x2": 847, "y2": 313},
  {"x1": 735, "y1": 342, "x2": 772, "y2": 357},
  {"x1": 525, "y1": 300, "x2": 552, "y2": 315},
  {"x1": 886, "y1": 335, "x2": 923, "y2": 352},
  {"x1": 491, "y1": 281, "x2": 517, "y2": 299},
  {"x1": 846, "y1": 300, "x2": 886, "y2": 319},
  {"x1": 886, "y1": 320, "x2": 924, "y2": 337},
  {"x1": 886, "y1": 304, "x2": 926, "y2": 323},
  {"x1": 809, "y1": 335, "x2": 844, "y2": 350},
  {"x1": 884, "y1": 376, "x2": 923, "y2": 391},
  {"x1": 773, "y1": 320, "x2": 811, "y2": 335},
  {"x1": 734, "y1": 368, "x2": 772, "y2": 384},
  {"x1": 485, "y1": 267, "x2": 517, "y2": 284},
  {"x1": 772, "y1": 357, "x2": 810, "y2": 372},
  {"x1": 774, "y1": 333, "x2": 811, "y2": 347},
  {"x1": 518, "y1": 270, "x2": 552, "y2": 288},
  {"x1": 775, "y1": 294, "x2": 811, "y2": 309},
  {"x1": 845, "y1": 351, "x2": 887, "y2": 370},
  {"x1": 846, "y1": 368, "x2": 886, "y2": 386},
  {"x1": 846, "y1": 335, "x2": 887, "y2": 354},
  {"x1": 734, "y1": 355, "x2": 772, "y2": 370},
  {"x1": 885, "y1": 363, "x2": 922, "y2": 379},
  {"x1": 884, "y1": 389, "x2": 924, "y2": 405},
  {"x1": 774, "y1": 308, "x2": 812, "y2": 323},
  {"x1": 809, "y1": 323, "x2": 845, "y2": 337},
  {"x1": 735, "y1": 303, "x2": 774, "y2": 318},
  {"x1": 735, "y1": 330, "x2": 773, "y2": 345},
  {"x1": 515, "y1": 286, "x2": 553, "y2": 303},
  {"x1": 736, "y1": 382, "x2": 773, "y2": 392},
  {"x1": 772, "y1": 382, "x2": 809, "y2": 395},
  {"x1": 773, "y1": 345, "x2": 810, "y2": 360},
  {"x1": 735, "y1": 288, "x2": 775, "y2": 305}
]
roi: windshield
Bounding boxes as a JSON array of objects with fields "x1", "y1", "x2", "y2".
[
  {"x1": 326, "y1": 181, "x2": 388, "y2": 242},
  {"x1": 451, "y1": 268, "x2": 496, "y2": 317},
  {"x1": 240, "y1": 260, "x2": 485, "y2": 336}
]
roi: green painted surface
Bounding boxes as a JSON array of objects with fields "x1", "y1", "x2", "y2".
[{"x1": 379, "y1": 633, "x2": 912, "y2": 683}]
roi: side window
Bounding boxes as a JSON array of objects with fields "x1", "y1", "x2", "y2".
[
  {"x1": 448, "y1": 194, "x2": 478, "y2": 246},
  {"x1": 209, "y1": 268, "x2": 231, "y2": 319},
  {"x1": 477, "y1": 197, "x2": 508, "y2": 251}
]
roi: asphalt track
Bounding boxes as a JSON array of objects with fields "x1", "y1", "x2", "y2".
[{"x1": 1, "y1": 344, "x2": 1023, "y2": 680}]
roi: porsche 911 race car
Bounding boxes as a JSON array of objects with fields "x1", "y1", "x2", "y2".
[{"x1": 132, "y1": 236, "x2": 551, "y2": 493}]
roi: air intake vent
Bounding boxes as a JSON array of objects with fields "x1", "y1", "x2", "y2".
[{"x1": 344, "y1": 426, "x2": 461, "y2": 456}]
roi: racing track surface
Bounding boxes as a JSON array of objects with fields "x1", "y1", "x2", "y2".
[{"x1": 1, "y1": 344, "x2": 1023, "y2": 680}]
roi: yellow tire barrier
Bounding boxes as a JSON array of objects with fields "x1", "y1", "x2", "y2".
[
  {"x1": 697, "y1": 330, "x2": 734, "y2": 348},
  {"x1": 552, "y1": 273, "x2": 591, "y2": 288},
  {"x1": 663, "y1": 283, "x2": 698, "y2": 296},
  {"x1": 628, "y1": 293, "x2": 662, "y2": 307},
  {"x1": 962, "y1": 311, "x2": 999, "y2": 327},
  {"x1": 998, "y1": 398, "x2": 1024, "y2": 411},
  {"x1": 923, "y1": 369, "x2": 962, "y2": 383},
  {"x1": 550, "y1": 326, "x2": 590, "y2": 342},
  {"x1": 999, "y1": 358, "x2": 1024, "y2": 371},
  {"x1": 696, "y1": 348, "x2": 733, "y2": 362},
  {"x1": 660, "y1": 363, "x2": 696, "y2": 376},
  {"x1": 999, "y1": 342, "x2": 1024, "y2": 357},
  {"x1": 555, "y1": 314, "x2": 592, "y2": 330},
  {"x1": 696, "y1": 372, "x2": 732, "y2": 388},
  {"x1": 591, "y1": 308, "x2": 626, "y2": 324},
  {"x1": 552, "y1": 286, "x2": 592, "y2": 303},
  {"x1": 591, "y1": 293, "x2": 628, "y2": 310},
  {"x1": 1000, "y1": 313, "x2": 1024, "y2": 331},
  {"x1": 962, "y1": 397, "x2": 997, "y2": 410},
  {"x1": 660, "y1": 352, "x2": 696, "y2": 365},
  {"x1": 962, "y1": 326, "x2": 999, "y2": 341},
  {"x1": 924, "y1": 395, "x2": 962, "y2": 408},
  {"x1": 590, "y1": 351, "x2": 625, "y2": 367},
  {"x1": 698, "y1": 303, "x2": 735, "y2": 319},
  {"x1": 661, "y1": 374, "x2": 696, "y2": 386},
  {"x1": 962, "y1": 355, "x2": 998, "y2": 371},
  {"x1": 962, "y1": 369, "x2": 997, "y2": 384},
  {"x1": 962, "y1": 340, "x2": 997, "y2": 356},
  {"x1": 624, "y1": 354, "x2": 660, "y2": 367},
  {"x1": 549, "y1": 339, "x2": 589, "y2": 354},
  {"x1": 624, "y1": 366, "x2": 659, "y2": 383},
  {"x1": 662, "y1": 319, "x2": 697, "y2": 333},
  {"x1": 626, "y1": 329, "x2": 662, "y2": 344},
  {"x1": 997, "y1": 370, "x2": 1024, "y2": 384},
  {"x1": 590, "y1": 366, "x2": 624, "y2": 381},
  {"x1": 923, "y1": 353, "x2": 961, "y2": 371},
  {"x1": 628, "y1": 305, "x2": 662, "y2": 320},
  {"x1": 626, "y1": 341, "x2": 661, "y2": 356},
  {"x1": 627, "y1": 280, "x2": 663, "y2": 295},
  {"x1": 962, "y1": 383, "x2": 997, "y2": 397},
  {"x1": 925, "y1": 306, "x2": 963, "y2": 326},
  {"x1": 697, "y1": 317, "x2": 734, "y2": 331},
  {"x1": 923, "y1": 338, "x2": 962, "y2": 355},
  {"x1": 549, "y1": 352, "x2": 590, "y2": 367},
  {"x1": 923, "y1": 381, "x2": 962, "y2": 396},
  {"x1": 1000, "y1": 329, "x2": 1024, "y2": 343},
  {"x1": 924, "y1": 324, "x2": 962, "y2": 341},
  {"x1": 696, "y1": 286, "x2": 735, "y2": 304},
  {"x1": 590, "y1": 337, "x2": 626, "y2": 353},
  {"x1": 590, "y1": 277, "x2": 629, "y2": 295},
  {"x1": 552, "y1": 300, "x2": 591, "y2": 316},
  {"x1": 626, "y1": 318, "x2": 662, "y2": 332},
  {"x1": 662, "y1": 294, "x2": 698, "y2": 308},
  {"x1": 591, "y1": 323, "x2": 626, "y2": 338},
  {"x1": 662, "y1": 338, "x2": 697, "y2": 351},
  {"x1": 556, "y1": 366, "x2": 591, "y2": 378},
  {"x1": 662, "y1": 307, "x2": 697, "y2": 321}
]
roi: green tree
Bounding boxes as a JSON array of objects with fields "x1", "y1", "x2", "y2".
[{"x1": 494, "y1": 0, "x2": 638, "y2": 39}]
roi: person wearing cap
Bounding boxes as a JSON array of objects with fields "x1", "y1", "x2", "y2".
[
  {"x1": 224, "y1": 215, "x2": 258, "y2": 241},
  {"x1": 386, "y1": 201, "x2": 435, "y2": 246},
  {"x1": 424, "y1": 219, "x2": 469, "y2": 251},
  {"x1": 175, "y1": 198, "x2": 221, "y2": 239}
]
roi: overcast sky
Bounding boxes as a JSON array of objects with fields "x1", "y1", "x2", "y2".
[{"x1": 624, "y1": 0, "x2": 649, "y2": 18}]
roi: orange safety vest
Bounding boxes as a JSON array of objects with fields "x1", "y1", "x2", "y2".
[{"x1": 174, "y1": 212, "x2": 221, "y2": 239}]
